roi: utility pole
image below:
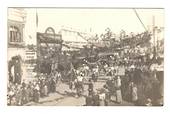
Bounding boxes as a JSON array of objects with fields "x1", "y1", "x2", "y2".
[
  {"x1": 153, "y1": 16, "x2": 155, "y2": 50},
  {"x1": 152, "y1": 15, "x2": 157, "y2": 61}
]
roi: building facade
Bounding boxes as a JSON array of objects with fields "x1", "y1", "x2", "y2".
[{"x1": 8, "y1": 8, "x2": 27, "y2": 84}]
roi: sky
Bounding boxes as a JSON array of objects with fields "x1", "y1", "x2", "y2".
[{"x1": 24, "y1": 8, "x2": 164, "y2": 44}]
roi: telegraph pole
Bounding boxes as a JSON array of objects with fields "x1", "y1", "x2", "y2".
[
  {"x1": 152, "y1": 16, "x2": 157, "y2": 60},
  {"x1": 153, "y1": 16, "x2": 155, "y2": 50}
]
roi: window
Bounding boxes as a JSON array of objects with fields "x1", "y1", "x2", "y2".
[{"x1": 9, "y1": 25, "x2": 22, "y2": 43}]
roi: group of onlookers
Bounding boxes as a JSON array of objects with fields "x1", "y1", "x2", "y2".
[
  {"x1": 7, "y1": 72, "x2": 62, "y2": 106},
  {"x1": 84, "y1": 62, "x2": 163, "y2": 106}
]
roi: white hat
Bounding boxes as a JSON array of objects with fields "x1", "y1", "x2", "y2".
[
  {"x1": 147, "y1": 98, "x2": 152, "y2": 102},
  {"x1": 130, "y1": 65, "x2": 135, "y2": 69}
]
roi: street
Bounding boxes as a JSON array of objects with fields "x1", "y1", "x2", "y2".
[
  {"x1": 25, "y1": 80, "x2": 133, "y2": 106},
  {"x1": 7, "y1": 8, "x2": 164, "y2": 107}
]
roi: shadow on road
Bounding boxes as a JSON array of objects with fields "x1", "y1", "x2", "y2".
[{"x1": 55, "y1": 90, "x2": 87, "y2": 98}]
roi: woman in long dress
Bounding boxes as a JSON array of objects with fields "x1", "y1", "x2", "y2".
[
  {"x1": 116, "y1": 89, "x2": 122, "y2": 103},
  {"x1": 132, "y1": 84, "x2": 138, "y2": 105},
  {"x1": 115, "y1": 76, "x2": 122, "y2": 103}
]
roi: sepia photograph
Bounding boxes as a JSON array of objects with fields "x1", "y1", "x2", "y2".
[{"x1": 7, "y1": 7, "x2": 164, "y2": 106}]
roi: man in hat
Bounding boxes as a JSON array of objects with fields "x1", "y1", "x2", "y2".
[
  {"x1": 75, "y1": 73, "x2": 84, "y2": 97},
  {"x1": 92, "y1": 91, "x2": 100, "y2": 106},
  {"x1": 85, "y1": 94, "x2": 93, "y2": 106},
  {"x1": 91, "y1": 69, "x2": 97, "y2": 82},
  {"x1": 145, "y1": 98, "x2": 152, "y2": 106},
  {"x1": 88, "y1": 79, "x2": 94, "y2": 96}
]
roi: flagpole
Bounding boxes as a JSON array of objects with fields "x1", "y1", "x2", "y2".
[
  {"x1": 36, "y1": 8, "x2": 40, "y2": 73},
  {"x1": 36, "y1": 8, "x2": 38, "y2": 33},
  {"x1": 35, "y1": 8, "x2": 37, "y2": 42},
  {"x1": 152, "y1": 15, "x2": 156, "y2": 61}
]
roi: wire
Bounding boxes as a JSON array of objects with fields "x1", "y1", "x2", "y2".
[{"x1": 133, "y1": 9, "x2": 147, "y2": 31}]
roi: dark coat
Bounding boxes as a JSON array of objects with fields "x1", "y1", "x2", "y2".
[
  {"x1": 92, "y1": 94, "x2": 100, "y2": 106},
  {"x1": 85, "y1": 96, "x2": 93, "y2": 106}
]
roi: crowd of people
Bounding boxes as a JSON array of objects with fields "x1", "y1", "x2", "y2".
[
  {"x1": 7, "y1": 72, "x2": 62, "y2": 106},
  {"x1": 7, "y1": 28, "x2": 164, "y2": 106},
  {"x1": 53, "y1": 51, "x2": 163, "y2": 106},
  {"x1": 80, "y1": 59, "x2": 163, "y2": 106},
  {"x1": 7, "y1": 54, "x2": 163, "y2": 106}
]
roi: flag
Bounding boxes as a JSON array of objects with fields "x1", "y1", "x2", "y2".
[
  {"x1": 157, "y1": 28, "x2": 161, "y2": 33},
  {"x1": 28, "y1": 35, "x2": 32, "y2": 39}
]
